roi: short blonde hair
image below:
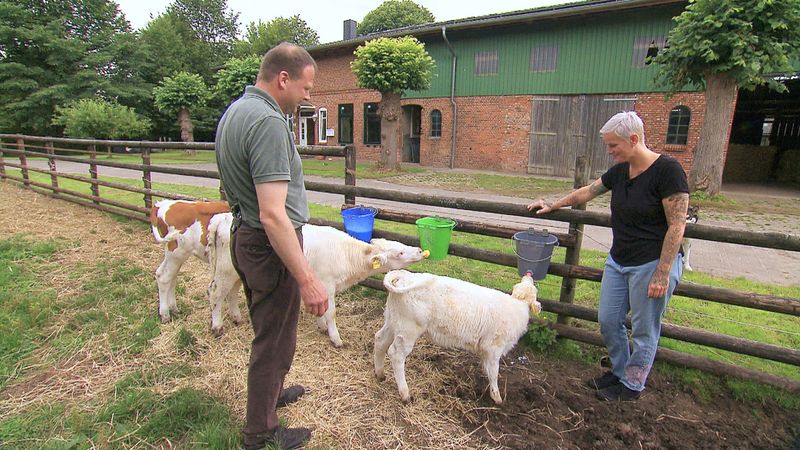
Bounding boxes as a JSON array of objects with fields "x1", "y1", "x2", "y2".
[{"x1": 600, "y1": 111, "x2": 645, "y2": 146}]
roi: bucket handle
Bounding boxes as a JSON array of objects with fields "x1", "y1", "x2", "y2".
[
  {"x1": 511, "y1": 233, "x2": 559, "y2": 263},
  {"x1": 343, "y1": 205, "x2": 378, "y2": 217}
]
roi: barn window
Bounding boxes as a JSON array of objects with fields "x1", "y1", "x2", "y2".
[
  {"x1": 530, "y1": 46, "x2": 558, "y2": 72},
  {"x1": 317, "y1": 108, "x2": 328, "y2": 143},
  {"x1": 364, "y1": 102, "x2": 381, "y2": 145},
  {"x1": 430, "y1": 109, "x2": 442, "y2": 137},
  {"x1": 666, "y1": 105, "x2": 691, "y2": 145},
  {"x1": 474, "y1": 51, "x2": 498, "y2": 75},
  {"x1": 632, "y1": 36, "x2": 667, "y2": 68},
  {"x1": 338, "y1": 104, "x2": 353, "y2": 144}
]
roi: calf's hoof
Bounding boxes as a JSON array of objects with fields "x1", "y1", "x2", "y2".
[
  {"x1": 159, "y1": 314, "x2": 171, "y2": 324},
  {"x1": 375, "y1": 371, "x2": 385, "y2": 382},
  {"x1": 211, "y1": 325, "x2": 225, "y2": 337},
  {"x1": 400, "y1": 394, "x2": 413, "y2": 404}
]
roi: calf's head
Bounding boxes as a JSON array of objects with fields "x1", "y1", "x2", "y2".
[
  {"x1": 511, "y1": 273, "x2": 542, "y2": 316},
  {"x1": 368, "y1": 238, "x2": 427, "y2": 271}
]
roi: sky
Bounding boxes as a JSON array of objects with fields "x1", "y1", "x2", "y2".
[{"x1": 115, "y1": 0, "x2": 567, "y2": 44}]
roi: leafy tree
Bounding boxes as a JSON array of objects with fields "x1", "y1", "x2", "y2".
[
  {"x1": 53, "y1": 98, "x2": 151, "y2": 139},
  {"x1": 233, "y1": 15, "x2": 320, "y2": 57},
  {"x1": 352, "y1": 37, "x2": 435, "y2": 168},
  {"x1": 357, "y1": 0, "x2": 435, "y2": 36},
  {"x1": 215, "y1": 56, "x2": 261, "y2": 104},
  {"x1": 0, "y1": 0, "x2": 149, "y2": 135},
  {"x1": 167, "y1": 0, "x2": 239, "y2": 60},
  {"x1": 153, "y1": 72, "x2": 209, "y2": 147},
  {"x1": 653, "y1": 0, "x2": 800, "y2": 195}
]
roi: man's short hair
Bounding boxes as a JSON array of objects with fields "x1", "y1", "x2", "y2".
[
  {"x1": 258, "y1": 42, "x2": 318, "y2": 82},
  {"x1": 600, "y1": 111, "x2": 646, "y2": 146}
]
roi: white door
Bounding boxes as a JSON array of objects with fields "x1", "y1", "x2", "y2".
[{"x1": 299, "y1": 118, "x2": 308, "y2": 146}]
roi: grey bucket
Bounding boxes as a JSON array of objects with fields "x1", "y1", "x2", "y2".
[{"x1": 512, "y1": 229, "x2": 559, "y2": 280}]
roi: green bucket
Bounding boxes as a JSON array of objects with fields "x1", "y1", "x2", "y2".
[{"x1": 416, "y1": 217, "x2": 456, "y2": 260}]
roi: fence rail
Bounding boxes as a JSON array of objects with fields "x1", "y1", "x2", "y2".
[{"x1": 1, "y1": 134, "x2": 798, "y2": 393}]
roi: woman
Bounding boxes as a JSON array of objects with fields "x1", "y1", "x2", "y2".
[{"x1": 528, "y1": 111, "x2": 689, "y2": 401}]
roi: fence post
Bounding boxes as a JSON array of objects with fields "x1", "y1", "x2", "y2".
[
  {"x1": 344, "y1": 144, "x2": 356, "y2": 205},
  {"x1": 0, "y1": 138, "x2": 5, "y2": 180},
  {"x1": 142, "y1": 147, "x2": 153, "y2": 211},
  {"x1": 46, "y1": 141, "x2": 58, "y2": 193},
  {"x1": 17, "y1": 138, "x2": 30, "y2": 188},
  {"x1": 557, "y1": 155, "x2": 589, "y2": 325},
  {"x1": 88, "y1": 144, "x2": 100, "y2": 205}
]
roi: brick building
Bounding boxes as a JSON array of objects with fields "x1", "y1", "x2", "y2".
[{"x1": 299, "y1": 0, "x2": 738, "y2": 180}]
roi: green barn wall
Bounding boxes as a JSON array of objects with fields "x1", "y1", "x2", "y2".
[{"x1": 405, "y1": 4, "x2": 686, "y2": 99}]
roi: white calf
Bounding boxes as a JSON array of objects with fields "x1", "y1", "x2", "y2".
[
  {"x1": 302, "y1": 224, "x2": 427, "y2": 347},
  {"x1": 150, "y1": 199, "x2": 242, "y2": 336},
  {"x1": 374, "y1": 270, "x2": 541, "y2": 405}
]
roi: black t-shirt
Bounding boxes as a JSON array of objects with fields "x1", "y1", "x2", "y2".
[{"x1": 601, "y1": 154, "x2": 689, "y2": 266}]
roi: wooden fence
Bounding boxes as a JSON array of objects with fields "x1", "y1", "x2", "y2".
[{"x1": 1, "y1": 133, "x2": 799, "y2": 393}]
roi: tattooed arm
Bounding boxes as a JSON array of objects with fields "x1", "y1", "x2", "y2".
[
  {"x1": 648, "y1": 191, "x2": 689, "y2": 298},
  {"x1": 527, "y1": 177, "x2": 609, "y2": 214}
]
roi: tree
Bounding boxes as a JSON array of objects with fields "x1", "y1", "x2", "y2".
[
  {"x1": 352, "y1": 37, "x2": 435, "y2": 168},
  {"x1": 153, "y1": 72, "x2": 209, "y2": 147},
  {"x1": 167, "y1": 0, "x2": 239, "y2": 59},
  {"x1": 357, "y1": 0, "x2": 435, "y2": 36},
  {"x1": 653, "y1": 0, "x2": 800, "y2": 195},
  {"x1": 233, "y1": 15, "x2": 319, "y2": 57},
  {"x1": 53, "y1": 98, "x2": 151, "y2": 139},
  {"x1": 215, "y1": 56, "x2": 261, "y2": 104},
  {"x1": 0, "y1": 0, "x2": 149, "y2": 135}
]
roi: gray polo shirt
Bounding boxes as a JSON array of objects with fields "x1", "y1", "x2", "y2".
[{"x1": 215, "y1": 86, "x2": 309, "y2": 229}]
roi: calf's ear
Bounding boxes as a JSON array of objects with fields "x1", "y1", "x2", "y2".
[{"x1": 370, "y1": 254, "x2": 387, "y2": 269}]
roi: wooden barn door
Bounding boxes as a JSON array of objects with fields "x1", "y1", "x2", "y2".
[{"x1": 528, "y1": 95, "x2": 636, "y2": 179}]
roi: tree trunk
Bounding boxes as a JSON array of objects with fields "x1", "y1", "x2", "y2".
[
  {"x1": 178, "y1": 107, "x2": 196, "y2": 155},
  {"x1": 379, "y1": 92, "x2": 402, "y2": 170},
  {"x1": 689, "y1": 73, "x2": 738, "y2": 195}
]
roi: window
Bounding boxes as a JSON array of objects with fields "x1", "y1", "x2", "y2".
[
  {"x1": 632, "y1": 36, "x2": 667, "y2": 68},
  {"x1": 530, "y1": 46, "x2": 558, "y2": 72},
  {"x1": 760, "y1": 117, "x2": 774, "y2": 146},
  {"x1": 474, "y1": 51, "x2": 498, "y2": 75},
  {"x1": 666, "y1": 106, "x2": 691, "y2": 145},
  {"x1": 364, "y1": 102, "x2": 381, "y2": 144},
  {"x1": 338, "y1": 104, "x2": 353, "y2": 144},
  {"x1": 317, "y1": 108, "x2": 328, "y2": 143},
  {"x1": 430, "y1": 110, "x2": 442, "y2": 137}
]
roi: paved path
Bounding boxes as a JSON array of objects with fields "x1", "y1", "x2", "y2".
[{"x1": 24, "y1": 160, "x2": 800, "y2": 286}]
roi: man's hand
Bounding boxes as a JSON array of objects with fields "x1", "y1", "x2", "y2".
[
  {"x1": 527, "y1": 198, "x2": 554, "y2": 215},
  {"x1": 300, "y1": 276, "x2": 329, "y2": 317}
]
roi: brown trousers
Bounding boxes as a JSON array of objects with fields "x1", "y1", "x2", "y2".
[{"x1": 231, "y1": 224, "x2": 303, "y2": 444}]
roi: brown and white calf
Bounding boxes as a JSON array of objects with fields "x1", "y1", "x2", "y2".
[{"x1": 150, "y1": 199, "x2": 242, "y2": 336}]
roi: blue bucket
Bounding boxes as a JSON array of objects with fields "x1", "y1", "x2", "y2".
[{"x1": 341, "y1": 206, "x2": 378, "y2": 242}]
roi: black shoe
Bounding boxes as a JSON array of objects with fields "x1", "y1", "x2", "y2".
[
  {"x1": 277, "y1": 385, "x2": 306, "y2": 407},
  {"x1": 244, "y1": 426, "x2": 311, "y2": 450},
  {"x1": 587, "y1": 371, "x2": 620, "y2": 390},
  {"x1": 596, "y1": 383, "x2": 641, "y2": 401}
]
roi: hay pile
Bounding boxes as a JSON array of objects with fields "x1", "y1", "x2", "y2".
[{"x1": 0, "y1": 181, "x2": 523, "y2": 449}]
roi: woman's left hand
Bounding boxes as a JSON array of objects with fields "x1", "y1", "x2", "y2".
[{"x1": 648, "y1": 270, "x2": 669, "y2": 299}]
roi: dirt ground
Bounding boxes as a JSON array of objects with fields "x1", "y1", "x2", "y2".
[{"x1": 1, "y1": 181, "x2": 799, "y2": 450}]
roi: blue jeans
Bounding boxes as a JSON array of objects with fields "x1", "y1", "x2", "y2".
[{"x1": 598, "y1": 254, "x2": 682, "y2": 392}]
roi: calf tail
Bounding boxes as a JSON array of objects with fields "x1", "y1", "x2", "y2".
[
  {"x1": 151, "y1": 225, "x2": 182, "y2": 244},
  {"x1": 206, "y1": 214, "x2": 232, "y2": 279},
  {"x1": 383, "y1": 270, "x2": 435, "y2": 294}
]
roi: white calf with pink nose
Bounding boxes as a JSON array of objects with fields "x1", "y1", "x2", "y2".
[{"x1": 301, "y1": 224, "x2": 427, "y2": 347}]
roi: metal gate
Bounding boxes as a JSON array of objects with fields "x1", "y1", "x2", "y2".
[{"x1": 528, "y1": 95, "x2": 636, "y2": 178}]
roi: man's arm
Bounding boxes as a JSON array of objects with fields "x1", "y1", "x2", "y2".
[
  {"x1": 648, "y1": 191, "x2": 689, "y2": 298},
  {"x1": 255, "y1": 181, "x2": 328, "y2": 317},
  {"x1": 527, "y1": 177, "x2": 609, "y2": 214}
]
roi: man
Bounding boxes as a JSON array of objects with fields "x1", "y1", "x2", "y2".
[{"x1": 215, "y1": 42, "x2": 329, "y2": 450}]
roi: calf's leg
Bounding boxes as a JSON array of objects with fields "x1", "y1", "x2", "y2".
[
  {"x1": 373, "y1": 322, "x2": 395, "y2": 381},
  {"x1": 482, "y1": 349, "x2": 505, "y2": 404},
  {"x1": 155, "y1": 249, "x2": 190, "y2": 323},
  {"x1": 388, "y1": 330, "x2": 422, "y2": 403},
  {"x1": 315, "y1": 288, "x2": 342, "y2": 347}
]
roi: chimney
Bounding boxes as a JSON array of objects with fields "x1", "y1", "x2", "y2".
[{"x1": 343, "y1": 19, "x2": 357, "y2": 40}]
